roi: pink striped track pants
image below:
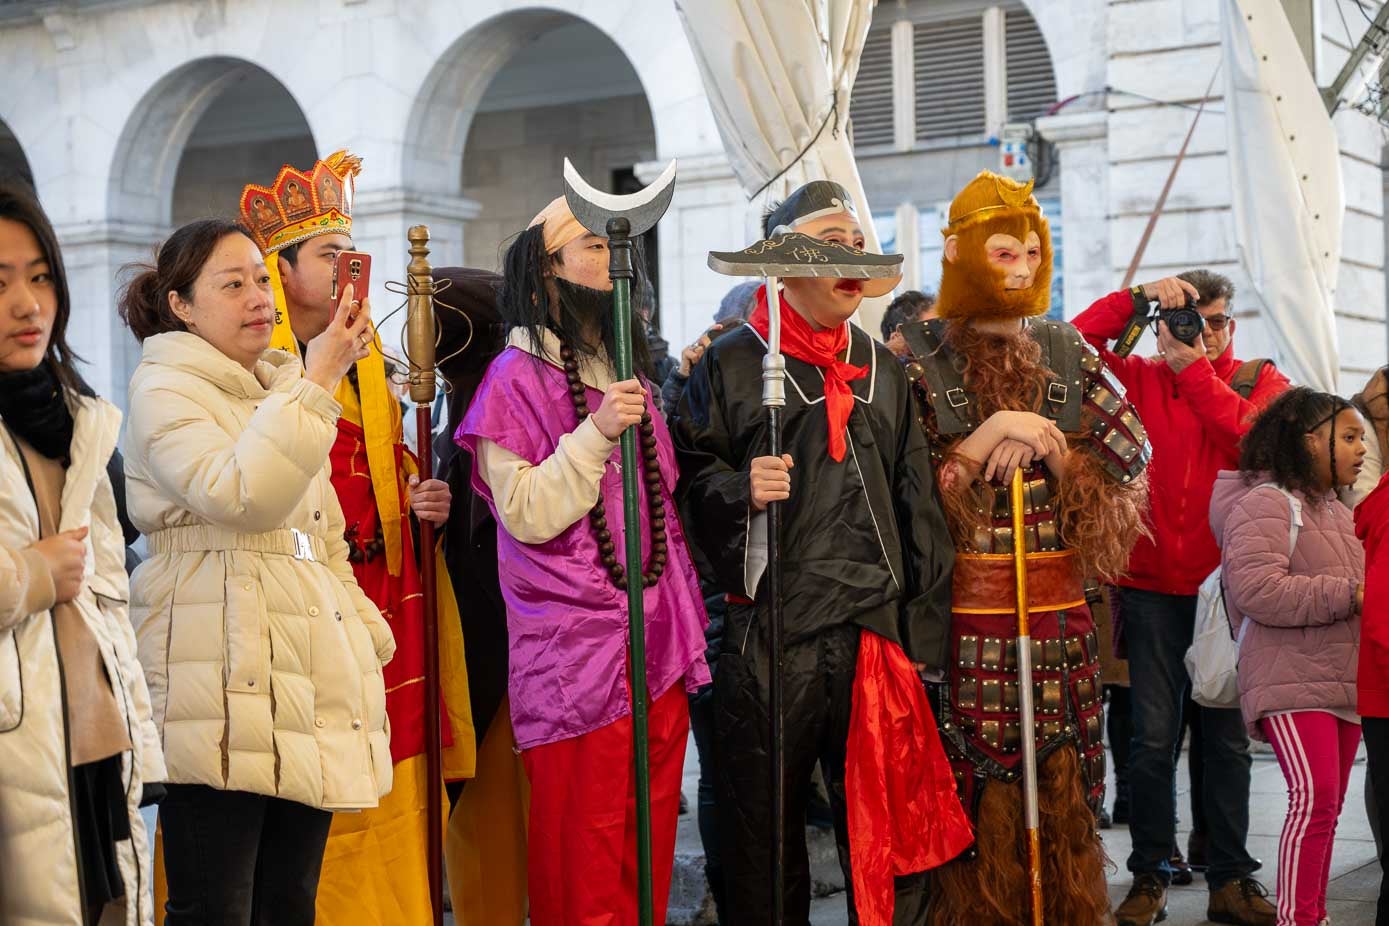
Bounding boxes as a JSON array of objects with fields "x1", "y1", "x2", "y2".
[{"x1": 1261, "y1": 710, "x2": 1362, "y2": 926}]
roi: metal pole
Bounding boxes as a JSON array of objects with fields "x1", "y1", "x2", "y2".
[
  {"x1": 764, "y1": 277, "x2": 787, "y2": 925},
  {"x1": 405, "y1": 225, "x2": 445, "y2": 925},
  {"x1": 1323, "y1": 2, "x2": 1389, "y2": 114},
  {"x1": 1010, "y1": 469, "x2": 1044, "y2": 926},
  {"x1": 606, "y1": 216, "x2": 655, "y2": 926}
]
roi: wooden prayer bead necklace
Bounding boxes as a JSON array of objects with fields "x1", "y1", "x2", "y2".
[{"x1": 560, "y1": 343, "x2": 668, "y2": 590}]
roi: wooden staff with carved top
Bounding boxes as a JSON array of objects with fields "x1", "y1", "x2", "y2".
[{"x1": 406, "y1": 225, "x2": 445, "y2": 925}]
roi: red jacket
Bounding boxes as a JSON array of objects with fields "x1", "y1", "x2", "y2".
[
  {"x1": 1072, "y1": 290, "x2": 1290, "y2": 595},
  {"x1": 1355, "y1": 475, "x2": 1389, "y2": 717}
]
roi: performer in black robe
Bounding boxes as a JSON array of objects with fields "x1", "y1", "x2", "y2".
[{"x1": 670, "y1": 181, "x2": 968, "y2": 925}]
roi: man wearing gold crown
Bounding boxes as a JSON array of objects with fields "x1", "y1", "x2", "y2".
[
  {"x1": 895, "y1": 171, "x2": 1151, "y2": 924},
  {"x1": 235, "y1": 151, "x2": 475, "y2": 925}
]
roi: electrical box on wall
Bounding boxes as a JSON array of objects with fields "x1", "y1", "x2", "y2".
[{"x1": 998, "y1": 122, "x2": 1034, "y2": 182}]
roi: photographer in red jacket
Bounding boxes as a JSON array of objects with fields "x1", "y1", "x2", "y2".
[{"x1": 1074, "y1": 270, "x2": 1288, "y2": 926}]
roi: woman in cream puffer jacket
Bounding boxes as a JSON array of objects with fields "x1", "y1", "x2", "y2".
[
  {"x1": 126, "y1": 329, "x2": 394, "y2": 808},
  {"x1": 0, "y1": 183, "x2": 165, "y2": 926},
  {"x1": 119, "y1": 219, "x2": 394, "y2": 924},
  {"x1": 1, "y1": 393, "x2": 168, "y2": 926}
]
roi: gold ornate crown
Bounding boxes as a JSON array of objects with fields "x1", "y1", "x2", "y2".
[
  {"x1": 944, "y1": 171, "x2": 1041, "y2": 235},
  {"x1": 238, "y1": 150, "x2": 362, "y2": 254}
]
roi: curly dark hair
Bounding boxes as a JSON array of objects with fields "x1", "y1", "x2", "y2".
[
  {"x1": 1238, "y1": 386, "x2": 1356, "y2": 495},
  {"x1": 880, "y1": 289, "x2": 936, "y2": 340}
]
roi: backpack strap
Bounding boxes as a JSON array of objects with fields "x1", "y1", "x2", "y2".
[{"x1": 1230, "y1": 358, "x2": 1272, "y2": 399}]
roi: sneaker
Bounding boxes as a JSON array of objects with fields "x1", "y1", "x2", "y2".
[
  {"x1": 1169, "y1": 848, "x2": 1193, "y2": 886},
  {"x1": 1115, "y1": 874, "x2": 1168, "y2": 926},
  {"x1": 1207, "y1": 878, "x2": 1276, "y2": 926}
]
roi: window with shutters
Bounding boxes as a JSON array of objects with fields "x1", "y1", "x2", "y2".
[
  {"x1": 915, "y1": 17, "x2": 987, "y2": 141},
  {"x1": 1006, "y1": 12, "x2": 1057, "y2": 122},
  {"x1": 851, "y1": 28, "x2": 895, "y2": 149}
]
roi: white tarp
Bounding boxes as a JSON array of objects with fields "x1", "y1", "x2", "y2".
[
  {"x1": 674, "y1": 0, "x2": 892, "y2": 333},
  {"x1": 1222, "y1": 0, "x2": 1344, "y2": 391}
]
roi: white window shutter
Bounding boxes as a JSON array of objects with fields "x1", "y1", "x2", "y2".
[
  {"x1": 1005, "y1": 11, "x2": 1058, "y2": 123},
  {"x1": 850, "y1": 28, "x2": 895, "y2": 149},
  {"x1": 915, "y1": 17, "x2": 988, "y2": 141}
]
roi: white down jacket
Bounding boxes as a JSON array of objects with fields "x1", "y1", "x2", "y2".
[
  {"x1": 0, "y1": 393, "x2": 166, "y2": 926},
  {"x1": 125, "y1": 332, "x2": 394, "y2": 810}
]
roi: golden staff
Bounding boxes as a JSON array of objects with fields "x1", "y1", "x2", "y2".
[
  {"x1": 406, "y1": 225, "x2": 445, "y2": 924},
  {"x1": 1011, "y1": 468, "x2": 1044, "y2": 925}
]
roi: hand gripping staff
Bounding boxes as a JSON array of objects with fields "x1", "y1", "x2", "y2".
[
  {"x1": 562, "y1": 158, "x2": 678, "y2": 926},
  {"x1": 707, "y1": 231, "x2": 902, "y2": 924}
]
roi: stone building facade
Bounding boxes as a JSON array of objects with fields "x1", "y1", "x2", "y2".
[{"x1": 0, "y1": 0, "x2": 1383, "y2": 405}]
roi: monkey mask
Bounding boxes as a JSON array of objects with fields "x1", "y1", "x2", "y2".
[{"x1": 934, "y1": 171, "x2": 1053, "y2": 321}]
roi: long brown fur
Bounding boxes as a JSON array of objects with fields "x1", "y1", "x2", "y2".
[
  {"x1": 937, "y1": 447, "x2": 990, "y2": 551},
  {"x1": 934, "y1": 215, "x2": 1053, "y2": 322},
  {"x1": 933, "y1": 322, "x2": 1053, "y2": 551},
  {"x1": 1056, "y1": 449, "x2": 1151, "y2": 583},
  {"x1": 929, "y1": 749, "x2": 1111, "y2": 925},
  {"x1": 941, "y1": 320, "x2": 1048, "y2": 420}
]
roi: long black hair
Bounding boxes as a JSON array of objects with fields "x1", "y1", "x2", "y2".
[
  {"x1": 1239, "y1": 386, "x2": 1356, "y2": 495},
  {"x1": 0, "y1": 182, "x2": 85, "y2": 394},
  {"x1": 497, "y1": 223, "x2": 657, "y2": 382}
]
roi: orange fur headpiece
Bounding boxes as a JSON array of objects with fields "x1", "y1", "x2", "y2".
[{"x1": 934, "y1": 171, "x2": 1053, "y2": 321}]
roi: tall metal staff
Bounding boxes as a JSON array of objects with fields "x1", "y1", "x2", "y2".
[
  {"x1": 562, "y1": 158, "x2": 678, "y2": 926},
  {"x1": 1009, "y1": 468, "x2": 1044, "y2": 926},
  {"x1": 707, "y1": 231, "x2": 902, "y2": 922},
  {"x1": 404, "y1": 225, "x2": 445, "y2": 925}
]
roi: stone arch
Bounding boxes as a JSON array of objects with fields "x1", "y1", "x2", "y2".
[
  {"x1": 108, "y1": 56, "x2": 317, "y2": 230},
  {"x1": 403, "y1": 4, "x2": 693, "y2": 201},
  {"x1": 454, "y1": 16, "x2": 656, "y2": 270},
  {"x1": 0, "y1": 118, "x2": 34, "y2": 189},
  {"x1": 1013, "y1": 0, "x2": 1106, "y2": 100}
]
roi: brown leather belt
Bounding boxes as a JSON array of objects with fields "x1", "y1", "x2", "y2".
[{"x1": 952, "y1": 551, "x2": 1085, "y2": 614}]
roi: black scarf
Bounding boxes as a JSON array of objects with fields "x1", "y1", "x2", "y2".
[{"x1": 0, "y1": 363, "x2": 73, "y2": 461}]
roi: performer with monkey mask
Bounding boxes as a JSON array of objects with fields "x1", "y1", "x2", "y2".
[{"x1": 899, "y1": 170, "x2": 1151, "y2": 925}]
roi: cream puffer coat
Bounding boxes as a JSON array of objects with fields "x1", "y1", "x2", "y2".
[
  {"x1": 125, "y1": 332, "x2": 394, "y2": 809},
  {"x1": 0, "y1": 393, "x2": 166, "y2": 926}
]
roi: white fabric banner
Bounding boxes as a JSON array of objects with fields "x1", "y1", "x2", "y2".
[
  {"x1": 1222, "y1": 0, "x2": 1344, "y2": 390},
  {"x1": 675, "y1": 0, "x2": 892, "y2": 333}
]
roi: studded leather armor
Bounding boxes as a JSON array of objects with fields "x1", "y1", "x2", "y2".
[{"x1": 899, "y1": 317, "x2": 1149, "y2": 814}]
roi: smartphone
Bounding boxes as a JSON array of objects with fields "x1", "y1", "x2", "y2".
[{"x1": 331, "y1": 250, "x2": 372, "y2": 319}]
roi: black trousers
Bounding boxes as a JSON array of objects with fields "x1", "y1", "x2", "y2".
[
  {"x1": 1363, "y1": 717, "x2": 1389, "y2": 926},
  {"x1": 160, "y1": 784, "x2": 333, "y2": 926},
  {"x1": 713, "y1": 610, "x2": 928, "y2": 925},
  {"x1": 689, "y1": 684, "x2": 728, "y2": 922}
]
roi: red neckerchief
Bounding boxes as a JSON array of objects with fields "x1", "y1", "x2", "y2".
[{"x1": 747, "y1": 285, "x2": 868, "y2": 462}]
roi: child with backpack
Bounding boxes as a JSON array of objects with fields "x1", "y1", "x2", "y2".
[{"x1": 1209, "y1": 387, "x2": 1365, "y2": 926}]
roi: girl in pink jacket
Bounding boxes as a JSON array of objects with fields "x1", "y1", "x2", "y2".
[{"x1": 1210, "y1": 387, "x2": 1365, "y2": 926}]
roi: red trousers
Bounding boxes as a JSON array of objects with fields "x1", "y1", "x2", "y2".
[{"x1": 522, "y1": 684, "x2": 690, "y2": 926}]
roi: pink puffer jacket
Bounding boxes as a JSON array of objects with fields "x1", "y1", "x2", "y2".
[{"x1": 1209, "y1": 471, "x2": 1361, "y2": 741}]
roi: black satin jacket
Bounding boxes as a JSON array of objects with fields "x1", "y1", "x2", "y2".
[{"x1": 670, "y1": 323, "x2": 954, "y2": 671}]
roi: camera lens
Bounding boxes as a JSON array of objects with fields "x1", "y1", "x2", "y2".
[{"x1": 1162, "y1": 307, "x2": 1204, "y2": 346}]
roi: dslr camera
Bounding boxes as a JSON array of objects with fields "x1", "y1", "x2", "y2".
[
  {"x1": 1114, "y1": 289, "x2": 1209, "y2": 358},
  {"x1": 1154, "y1": 298, "x2": 1205, "y2": 347}
]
